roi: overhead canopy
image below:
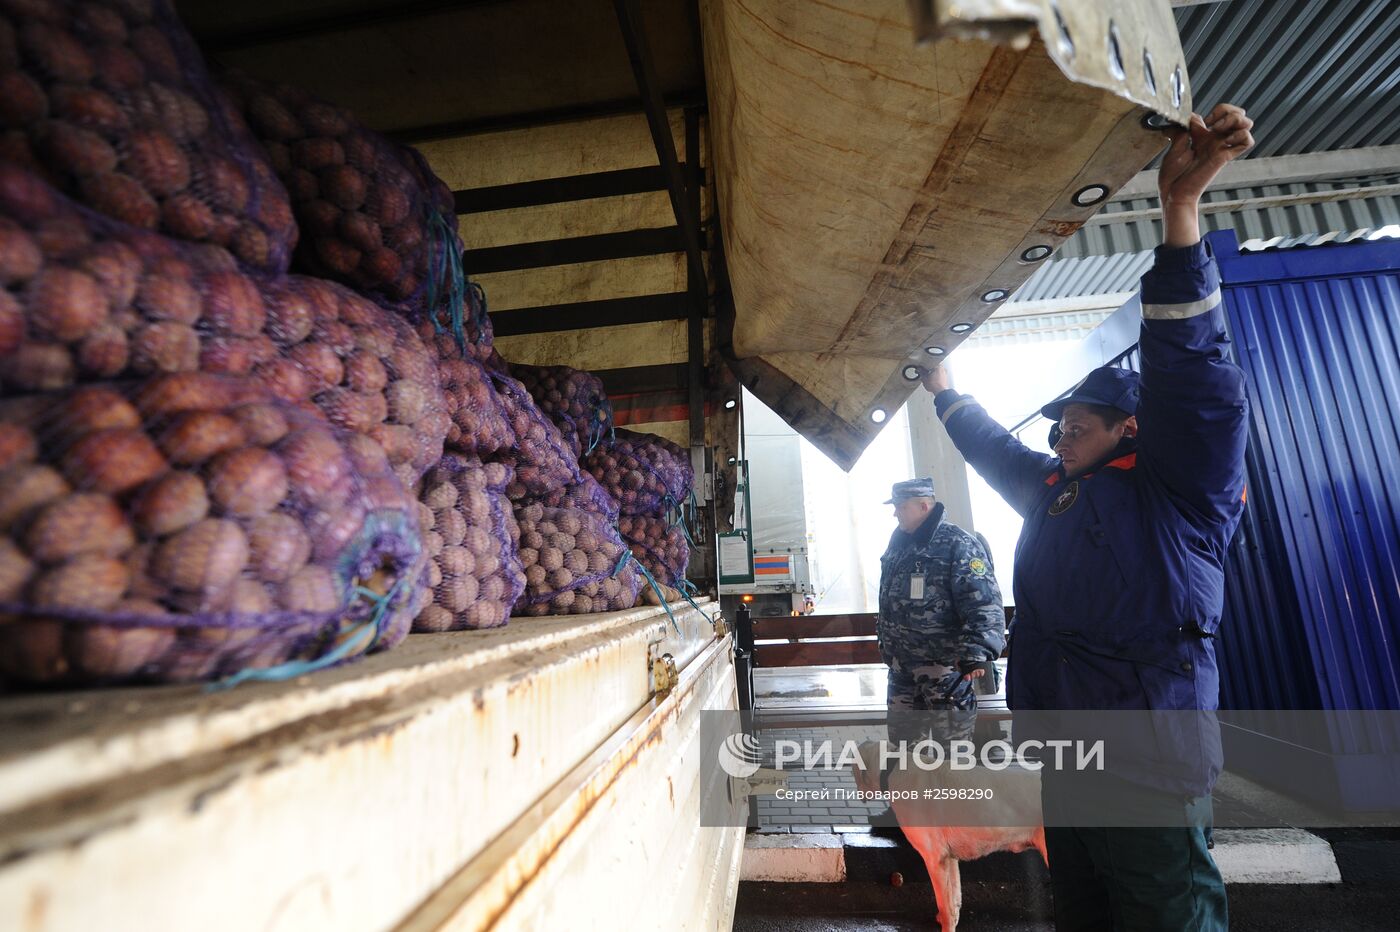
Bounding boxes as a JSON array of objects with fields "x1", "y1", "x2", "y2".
[{"x1": 702, "y1": 0, "x2": 1191, "y2": 469}]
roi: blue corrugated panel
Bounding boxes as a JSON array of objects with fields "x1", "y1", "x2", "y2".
[
  {"x1": 1102, "y1": 345, "x2": 1318, "y2": 711},
  {"x1": 1211, "y1": 229, "x2": 1400, "y2": 713}
]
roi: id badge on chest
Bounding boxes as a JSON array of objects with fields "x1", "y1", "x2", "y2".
[{"x1": 909, "y1": 567, "x2": 926, "y2": 600}]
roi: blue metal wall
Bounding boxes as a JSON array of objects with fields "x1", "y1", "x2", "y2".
[{"x1": 1210, "y1": 229, "x2": 1400, "y2": 712}]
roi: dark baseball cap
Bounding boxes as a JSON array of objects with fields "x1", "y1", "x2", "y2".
[{"x1": 1040, "y1": 366, "x2": 1140, "y2": 422}]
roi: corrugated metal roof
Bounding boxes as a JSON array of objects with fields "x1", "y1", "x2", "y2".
[
  {"x1": 1176, "y1": 0, "x2": 1400, "y2": 158},
  {"x1": 965, "y1": 309, "x2": 1115, "y2": 346},
  {"x1": 1009, "y1": 250, "x2": 1155, "y2": 302},
  {"x1": 1009, "y1": 227, "x2": 1400, "y2": 304},
  {"x1": 1053, "y1": 0, "x2": 1400, "y2": 258},
  {"x1": 1063, "y1": 181, "x2": 1400, "y2": 257}
]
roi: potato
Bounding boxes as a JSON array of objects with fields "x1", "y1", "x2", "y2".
[
  {"x1": 25, "y1": 267, "x2": 107, "y2": 342},
  {"x1": 231, "y1": 403, "x2": 290, "y2": 446},
  {"x1": 156, "y1": 411, "x2": 246, "y2": 465},
  {"x1": 436, "y1": 574, "x2": 478, "y2": 613},
  {"x1": 278, "y1": 564, "x2": 341, "y2": 613},
  {"x1": 278, "y1": 428, "x2": 350, "y2": 505},
  {"x1": 0, "y1": 220, "x2": 42, "y2": 285},
  {"x1": 61, "y1": 428, "x2": 167, "y2": 494},
  {"x1": 411, "y1": 603, "x2": 451, "y2": 632},
  {"x1": 201, "y1": 270, "x2": 265, "y2": 336},
  {"x1": 66, "y1": 622, "x2": 175, "y2": 679},
  {"x1": 0, "y1": 536, "x2": 36, "y2": 600},
  {"x1": 0, "y1": 423, "x2": 37, "y2": 471},
  {"x1": 247, "y1": 512, "x2": 311, "y2": 583},
  {"x1": 130, "y1": 320, "x2": 200, "y2": 374},
  {"x1": 135, "y1": 371, "x2": 241, "y2": 417},
  {"x1": 37, "y1": 120, "x2": 117, "y2": 178},
  {"x1": 76, "y1": 323, "x2": 130, "y2": 377},
  {"x1": 29, "y1": 554, "x2": 129, "y2": 610},
  {"x1": 253, "y1": 356, "x2": 313, "y2": 403},
  {"x1": 207, "y1": 447, "x2": 288, "y2": 518},
  {"x1": 135, "y1": 273, "x2": 201, "y2": 323},
  {"x1": 161, "y1": 193, "x2": 216, "y2": 241},
  {"x1": 288, "y1": 341, "x2": 343, "y2": 390},
  {"x1": 152, "y1": 518, "x2": 248, "y2": 591},
  {"x1": 25, "y1": 491, "x2": 133, "y2": 563},
  {"x1": 0, "y1": 71, "x2": 48, "y2": 128},
  {"x1": 54, "y1": 386, "x2": 142, "y2": 441},
  {"x1": 132, "y1": 470, "x2": 208, "y2": 537},
  {"x1": 123, "y1": 128, "x2": 189, "y2": 197}
]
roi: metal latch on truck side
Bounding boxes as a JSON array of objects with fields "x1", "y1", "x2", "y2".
[{"x1": 651, "y1": 652, "x2": 679, "y2": 694}]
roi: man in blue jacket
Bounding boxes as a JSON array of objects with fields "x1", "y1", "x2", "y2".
[{"x1": 923, "y1": 103, "x2": 1254, "y2": 930}]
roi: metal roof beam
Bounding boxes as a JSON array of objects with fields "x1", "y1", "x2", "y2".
[
  {"x1": 198, "y1": 0, "x2": 502, "y2": 53},
  {"x1": 613, "y1": 0, "x2": 707, "y2": 287},
  {"x1": 1113, "y1": 145, "x2": 1400, "y2": 201}
]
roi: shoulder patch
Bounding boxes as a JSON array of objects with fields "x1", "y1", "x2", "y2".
[
  {"x1": 967, "y1": 557, "x2": 988, "y2": 577},
  {"x1": 1048, "y1": 480, "x2": 1080, "y2": 516}
]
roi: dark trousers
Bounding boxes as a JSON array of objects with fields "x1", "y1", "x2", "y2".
[{"x1": 1041, "y1": 775, "x2": 1227, "y2": 931}]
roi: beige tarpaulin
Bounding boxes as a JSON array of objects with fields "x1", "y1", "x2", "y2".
[{"x1": 702, "y1": 0, "x2": 1191, "y2": 469}]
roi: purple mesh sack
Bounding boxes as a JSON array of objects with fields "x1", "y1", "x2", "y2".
[
  {"x1": 512, "y1": 501, "x2": 641, "y2": 616},
  {"x1": 0, "y1": 0, "x2": 297, "y2": 271},
  {"x1": 413, "y1": 317, "x2": 513, "y2": 458},
  {"x1": 525, "y1": 471, "x2": 619, "y2": 522},
  {"x1": 0, "y1": 372, "x2": 425, "y2": 687},
  {"x1": 486, "y1": 354, "x2": 585, "y2": 498},
  {"x1": 0, "y1": 162, "x2": 448, "y2": 487},
  {"x1": 413, "y1": 454, "x2": 523, "y2": 632},
  {"x1": 256, "y1": 275, "x2": 449, "y2": 488},
  {"x1": 510, "y1": 362, "x2": 613, "y2": 459},
  {"x1": 218, "y1": 70, "x2": 463, "y2": 322},
  {"x1": 618, "y1": 513, "x2": 690, "y2": 588},
  {"x1": 582, "y1": 429, "x2": 694, "y2": 516}
]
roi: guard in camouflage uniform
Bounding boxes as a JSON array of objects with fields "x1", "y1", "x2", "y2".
[{"x1": 877, "y1": 478, "x2": 1006, "y2": 746}]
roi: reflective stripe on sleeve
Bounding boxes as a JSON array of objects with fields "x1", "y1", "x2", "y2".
[
  {"x1": 939, "y1": 397, "x2": 974, "y2": 425},
  {"x1": 1142, "y1": 288, "x2": 1221, "y2": 320}
]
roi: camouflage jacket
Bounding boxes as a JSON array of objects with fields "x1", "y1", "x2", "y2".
[{"x1": 876, "y1": 503, "x2": 1006, "y2": 672}]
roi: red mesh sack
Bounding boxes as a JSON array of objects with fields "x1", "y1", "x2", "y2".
[
  {"x1": 0, "y1": 0, "x2": 296, "y2": 270},
  {"x1": 0, "y1": 372, "x2": 426, "y2": 686},
  {"x1": 618, "y1": 513, "x2": 690, "y2": 588},
  {"x1": 582, "y1": 429, "x2": 694, "y2": 516},
  {"x1": 218, "y1": 70, "x2": 462, "y2": 320},
  {"x1": 510, "y1": 362, "x2": 613, "y2": 459},
  {"x1": 413, "y1": 454, "x2": 523, "y2": 632},
  {"x1": 512, "y1": 500, "x2": 641, "y2": 617}
]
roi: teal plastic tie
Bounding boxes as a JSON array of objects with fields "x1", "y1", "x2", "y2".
[
  {"x1": 210, "y1": 579, "x2": 404, "y2": 690},
  {"x1": 615, "y1": 549, "x2": 680, "y2": 636}
]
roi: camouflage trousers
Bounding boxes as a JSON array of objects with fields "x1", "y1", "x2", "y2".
[{"x1": 885, "y1": 661, "x2": 978, "y2": 747}]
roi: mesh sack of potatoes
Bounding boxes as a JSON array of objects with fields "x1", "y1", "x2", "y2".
[
  {"x1": 0, "y1": 162, "x2": 448, "y2": 486},
  {"x1": 218, "y1": 69, "x2": 462, "y2": 320},
  {"x1": 255, "y1": 275, "x2": 449, "y2": 487},
  {"x1": 0, "y1": 0, "x2": 297, "y2": 271},
  {"x1": 413, "y1": 315, "x2": 513, "y2": 458},
  {"x1": 0, "y1": 372, "x2": 426, "y2": 687},
  {"x1": 618, "y1": 513, "x2": 690, "y2": 588},
  {"x1": 523, "y1": 471, "x2": 620, "y2": 522},
  {"x1": 581, "y1": 429, "x2": 694, "y2": 516},
  {"x1": 489, "y1": 368, "x2": 586, "y2": 499},
  {"x1": 509, "y1": 362, "x2": 613, "y2": 459},
  {"x1": 412, "y1": 454, "x2": 523, "y2": 632},
  {"x1": 511, "y1": 501, "x2": 641, "y2": 617}
]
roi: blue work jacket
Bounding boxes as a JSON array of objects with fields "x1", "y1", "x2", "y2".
[{"x1": 935, "y1": 241, "x2": 1248, "y2": 796}]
